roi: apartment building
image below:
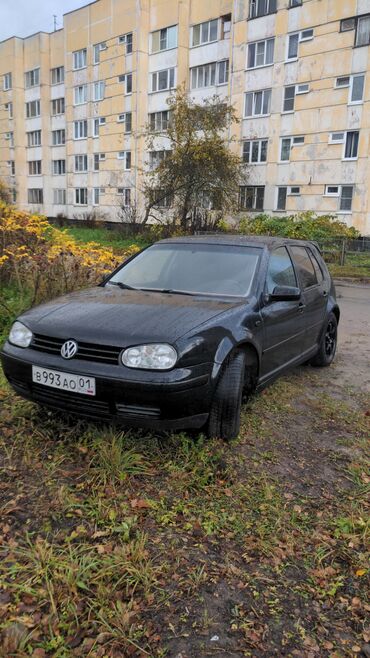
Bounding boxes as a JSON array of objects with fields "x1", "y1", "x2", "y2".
[{"x1": 0, "y1": 0, "x2": 369, "y2": 233}]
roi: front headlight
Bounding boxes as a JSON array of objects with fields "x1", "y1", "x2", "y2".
[
  {"x1": 8, "y1": 321, "x2": 33, "y2": 348},
  {"x1": 121, "y1": 344, "x2": 177, "y2": 370}
]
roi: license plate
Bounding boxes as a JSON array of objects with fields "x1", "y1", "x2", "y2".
[{"x1": 32, "y1": 366, "x2": 96, "y2": 396}]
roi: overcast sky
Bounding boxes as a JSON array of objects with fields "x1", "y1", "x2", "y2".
[{"x1": 0, "y1": 0, "x2": 90, "y2": 41}]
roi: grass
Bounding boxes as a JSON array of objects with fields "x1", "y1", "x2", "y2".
[{"x1": 64, "y1": 225, "x2": 149, "y2": 253}]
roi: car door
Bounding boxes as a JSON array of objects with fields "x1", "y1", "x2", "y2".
[
  {"x1": 289, "y1": 246, "x2": 328, "y2": 351},
  {"x1": 260, "y1": 246, "x2": 306, "y2": 378}
]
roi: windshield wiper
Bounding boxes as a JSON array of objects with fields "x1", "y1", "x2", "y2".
[
  {"x1": 140, "y1": 288, "x2": 196, "y2": 296},
  {"x1": 107, "y1": 281, "x2": 138, "y2": 291}
]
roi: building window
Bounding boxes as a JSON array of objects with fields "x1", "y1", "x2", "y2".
[
  {"x1": 51, "y1": 66, "x2": 64, "y2": 85},
  {"x1": 5, "y1": 103, "x2": 13, "y2": 119},
  {"x1": 92, "y1": 117, "x2": 106, "y2": 137},
  {"x1": 280, "y1": 136, "x2": 304, "y2": 161},
  {"x1": 53, "y1": 189, "x2": 66, "y2": 204},
  {"x1": 192, "y1": 19, "x2": 218, "y2": 47},
  {"x1": 93, "y1": 81, "x2": 105, "y2": 101},
  {"x1": 283, "y1": 85, "x2": 296, "y2": 112},
  {"x1": 335, "y1": 75, "x2": 350, "y2": 88},
  {"x1": 118, "y1": 73, "x2": 133, "y2": 94},
  {"x1": 329, "y1": 132, "x2": 345, "y2": 143},
  {"x1": 25, "y1": 68, "x2": 40, "y2": 88},
  {"x1": 190, "y1": 60, "x2": 229, "y2": 89},
  {"x1": 356, "y1": 15, "x2": 370, "y2": 46},
  {"x1": 74, "y1": 84, "x2": 88, "y2": 105},
  {"x1": 149, "y1": 110, "x2": 170, "y2": 132},
  {"x1": 325, "y1": 185, "x2": 340, "y2": 196},
  {"x1": 277, "y1": 187, "x2": 287, "y2": 210},
  {"x1": 340, "y1": 186, "x2": 354, "y2": 212},
  {"x1": 118, "y1": 32, "x2": 133, "y2": 54},
  {"x1": 242, "y1": 139, "x2": 268, "y2": 163},
  {"x1": 289, "y1": 0, "x2": 302, "y2": 6},
  {"x1": 8, "y1": 160, "x2": 15, "y2": 176},
  {"x1": 93, "y1": 188, "x2": 105, "y2": 205},
  {"x1": 52, "y1": 129, "x2": 66, "y2": 145},
  {"x1": 28, "y1": 160, "x2": 42, "y2": 176},
  {"x1": 247, "y1": 38, "x2": 274, "y2": 68},
  {"x1": 51, "y1": 98, "x2": 65, "y2": 115},
  {"x1": 75, "y1": 188, "x2": 88, "y2": 205},
  {"x1": 93, "y1": 42, "x2": 107, "y2": 64},
  {"x1": 349, "y1": 74, "x2": 365, "y2": 103},
  {"x1": 28, "y1": 189, "x2": 43, "y2": 204},
  {"x1": 26, "y1": 100, "x2": 41, "y2": 118},
  {"x1": 287, "y1": 29, "x2": 314, "y2": 60},
  {"x1": 118, "y1": 151, "x2": 132, "y2": 169},
  {"x1": 221, "y1": 14, "x2": 232, "y2": 40},
  {"x1": 149, "y1": 150, "x2": 169, "y2": 170},
  {"x1": 244, "y1": 89, "x2": 271, "y2": 117},
  {"x1": 150, "y1": 189, "x2": 172, "y2": 208},
  {"x1": 3, "y1": 73, "x2": 12, "y2": 90},
  {"x1": 118, "y1": 112, "x2": 132, "y2": 133},
  {"x1": 27, "y1": 130, "x2": 41, "y2": 147},
  {"x1": 344, "y1": 131, "x2": 359, "y2": 160},
  {"x1": 74, "y1": 120, "x2": 88, "y2": 139},
  {"x1": 151, "y1": 25, "x2": 178, "y2": 53},
  {"x1": 117, "y1": 188, "x2": 131, "y2": 206},
  {"x1": 151, "y1": 68, "x2": 175, "y2": 92},
  {"x1": 73, "y1": 48, "x2": 87, "y2": 70},
  {"x1": 52, "y1": 159, "x2": 66, "y2": 175},
  {"x1": 249, "y1": 0, "x2": 277, "y2": 19},
  {"x1": 6, "y1": 132, "x2": 14, "y2": 147},
  {"x1": 93, "y1": 153, "x2": 105, "y2": 171},
  {"x1": 75, "y1": 155, "x2": 88, "y2": 172},
  {"x1": 239, "y1": 186, "x2": 265, "y2": 210},
  {"x1": 289, "y1": 186, "x2": 301, "y2": 195}
]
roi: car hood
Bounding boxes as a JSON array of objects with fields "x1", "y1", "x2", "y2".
[{"x1": 19, "y1": 286, "x2": 244, "y2": 346}]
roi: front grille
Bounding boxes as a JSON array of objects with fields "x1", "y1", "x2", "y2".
[
  {"x1": 32, "y1": 334, "x2": 121, "y2": 365},
  {"x1": 116, "y1": 403, "x2": 161, "y2": 419},
  {"x1": 32, "y1": 383, "x2": 111, "y2": 416}
]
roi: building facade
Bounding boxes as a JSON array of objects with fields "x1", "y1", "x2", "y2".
[{"x1": 0, "y1": 0, "x2": 369, "y2": 233}]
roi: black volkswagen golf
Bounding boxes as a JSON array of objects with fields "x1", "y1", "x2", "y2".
[{"x1": 1, "y1": 236, "x2": 339, "y2": 440}]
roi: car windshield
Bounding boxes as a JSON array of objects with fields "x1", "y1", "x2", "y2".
[{"x1": 107, "y1": 243, "x2": 262, "y2": 297}]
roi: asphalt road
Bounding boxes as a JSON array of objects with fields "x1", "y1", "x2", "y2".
[{"x1": 333, "y1": 281, "x2": 370, "y2": 393}]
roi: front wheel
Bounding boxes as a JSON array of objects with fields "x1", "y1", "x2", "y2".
[
  {"x1": 310, "y1": 312, "x2": 338, "y2": 367},
  {"x1": 207, "y1": 350, "x2": 246, "y2": 441}
]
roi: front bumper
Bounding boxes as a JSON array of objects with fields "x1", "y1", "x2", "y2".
[{"x1": 1, "y1": 343, "x2": 214, "y2": 430}]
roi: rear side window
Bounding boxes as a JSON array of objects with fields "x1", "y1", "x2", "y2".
[
  {"x1": 290, "y1": 246, "x2": 318, "y2": 289},
  {"x1": 266, "y1": 247, "x2": 297, "y2": 294},
  {"x1": 308, "y1": 249, "x2": 324, "y2": 283}
]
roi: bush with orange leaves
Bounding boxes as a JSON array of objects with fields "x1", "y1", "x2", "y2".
[{"x1": 0, "y1": 202, "x2": 140, "y2": 305}]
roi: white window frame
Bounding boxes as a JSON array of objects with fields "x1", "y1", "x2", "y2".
[
  {"x1": 151, "y1": 25, "x2": 178, "y2": 53},
  {"x1": 3, "y1": 73, "x2": 12, "y2": 91},
  {"x1": 329, "y1": 132, "x2": 345, "y2": 144},
  {"x1": 118, "y1": 32, "x2": 133, "y2": 54},
  {"x1": 51, "y1": 98, "x2": 65, "y2": 116},
  {"x1": 117, "y1": 112, "x2": 132, "y2": 133},
  {"x1": 92, "y1": 117, "x2": 106, "y2": 137},
  {"x1": 93, "y1": 81, "x2": 105, "y2": 101},
  {"x1": 5, "y1": 102, "x2": 13, "y2": 119},
  {"x1": 117, "y1": 151, "x2": 132, "y2": 170},
  {"x1": 276, "y1": 186, "x2": 288, "y2": 211},
  {"x1": 28, "y1": 189, "x2": 43, "y2": 204},
  {"x1": 52, "y1": 129, "x2": 66, "y2": 146},
  {"x1": 247, "y1": 38, "x2": 275, "y2": 69},
  {"x1": 288, "y1": 186, "x2": 301, "y2": 196},
  {"x1": 335, "y1": 76, "x2": 350, "y2": 88},
  {"x1": 286, "y1": 30, "x2": 314, "y2": 61},
  {"x1": 28, "y1": 160, "x2": 42, "y2": 176},
  {"x1": 242, "y1": 139, "x2": 268, "y2": 164},
  {"x1": 239, "y1": 185, "x2": 265, "y2": 211},
  {"x1": 117, "y1": 188, "x2": 131, "y2": 207},
  {"x1": 324, "y1": 185, "x2": 340, "y2": 197},
  {"x1": 149, "y1": 110, "x2": 170, "y2": 132},
  {"x1": 355, "y1": 15, "x2": 370, "y2": 47},
  {"x1": 25, "y1": 68, "x2": 40, "y2": 88},
  {"x1": 26, "y1": 100, "x2": 41, "y2": 118},
  {"x1": 52, "y1": 159, "x2": 66, "y2": 175},
  {"x1": 53, "y1": 189, "x2": 66, "y2": 205},
  {"x1": 151, "y1": 68, "x2": 175, "y2": 93},
  {"x1": 75, "y1": 188, "x2": 88, "y2": 206},
  {"x1": 73, "y1": 49, "x2": 87, "y2": 71},
  {"x1": 296, "y1": 83, "x2": 310, "y2": 94},
  {"x1": 244, "y1": 89, "x2": 271, "y2": 117},
  {"x1": 349, "y1": 74, "x2": 365, "y2": 104},
  {"x1": 6, "y1": 132, "x2": 14, "y2": 146},
  {"x1": 339, "y1": 186, "x2": 354, "y2": 213},
  {"x1": 27, "y1": 130, "x2": 41, "y2": 147},
  {"x1": 74, "y1": 154, "x2": 88, "y2": 173},
  {"x1": 51, "y1": 66, "x2": 64, "y2": 85},
  {"x1": 249, "y1": 0, "x2": 277, "y2": 19},
  {"x1": 74, "y1": 120, "x2": 88, "y2": 140},
  {"x1": 343, "y1": 131, "x2": 359, "y2": 161},
  {"x1": 74, "y1": 84, "x2": 88, "y2": 105},
  {"x1": 93, "y1": 42, "x2": 107, "y2": 64},
  {"x1": 191, "y1": 19, "x2": 218, "y2": 47}
]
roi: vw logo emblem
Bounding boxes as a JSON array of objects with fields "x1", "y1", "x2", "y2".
[{"x1": 61, "y1": 340, "x2": 78, "y2": 360}]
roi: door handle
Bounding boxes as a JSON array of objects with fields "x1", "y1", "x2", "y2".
[
  {"x1": 323, "y1": 290, "x2": 328, "y2": 297},
  {"x1": 297, "y1": 302, "x2": 306, "y2": 314}
]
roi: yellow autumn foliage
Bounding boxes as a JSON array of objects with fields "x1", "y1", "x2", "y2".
[{"x1": 0, "y1": 202, "x2": 140, "y2": 304}]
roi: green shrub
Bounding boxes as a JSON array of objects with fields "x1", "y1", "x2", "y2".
[{"x1": 236, "y1": 212, "x2": 360, "y2": 241}]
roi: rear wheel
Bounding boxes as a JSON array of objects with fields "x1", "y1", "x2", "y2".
[
  {"x1": 207, "y1": 350, "x2": 246, "y2": 442},
  {"x1": 310, "y1": 312, "x2": 338, "y2": 367}
]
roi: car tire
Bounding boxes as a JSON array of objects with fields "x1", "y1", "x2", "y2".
[
  {"x1": 207, "y1": 349, "x2": 246, "y2": 442},
  {"x1": 310, "y1": 312, "x2": 338, "y2": 367}
]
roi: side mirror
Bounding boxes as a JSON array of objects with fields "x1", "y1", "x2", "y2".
[{"x1": 269, "y1": 286, "x2": 301, "y2": 302}]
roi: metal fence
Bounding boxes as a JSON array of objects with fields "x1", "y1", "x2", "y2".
[{"x1": 316, "y1": 238, "x2": 370, "y2": 268}]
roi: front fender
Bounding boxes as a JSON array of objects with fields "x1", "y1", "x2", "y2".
[{"x1": 211, "y1": 332, "x2": 261, "y2": 384}]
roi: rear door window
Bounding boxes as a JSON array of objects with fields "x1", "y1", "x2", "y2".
[
  {"x1": 266, "y1": 247, "x2": 297, "y2": 295},
  {"x1": 307, "y1": 249, "x2": 324, "y2": 283},
  {"x1": 290, "y1": 246, "x2": 318, "y2": 289}
]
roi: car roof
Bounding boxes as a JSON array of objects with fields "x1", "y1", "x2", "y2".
[{"x1": 157, "y1": 234, "x2": 319, "y2": 250}]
